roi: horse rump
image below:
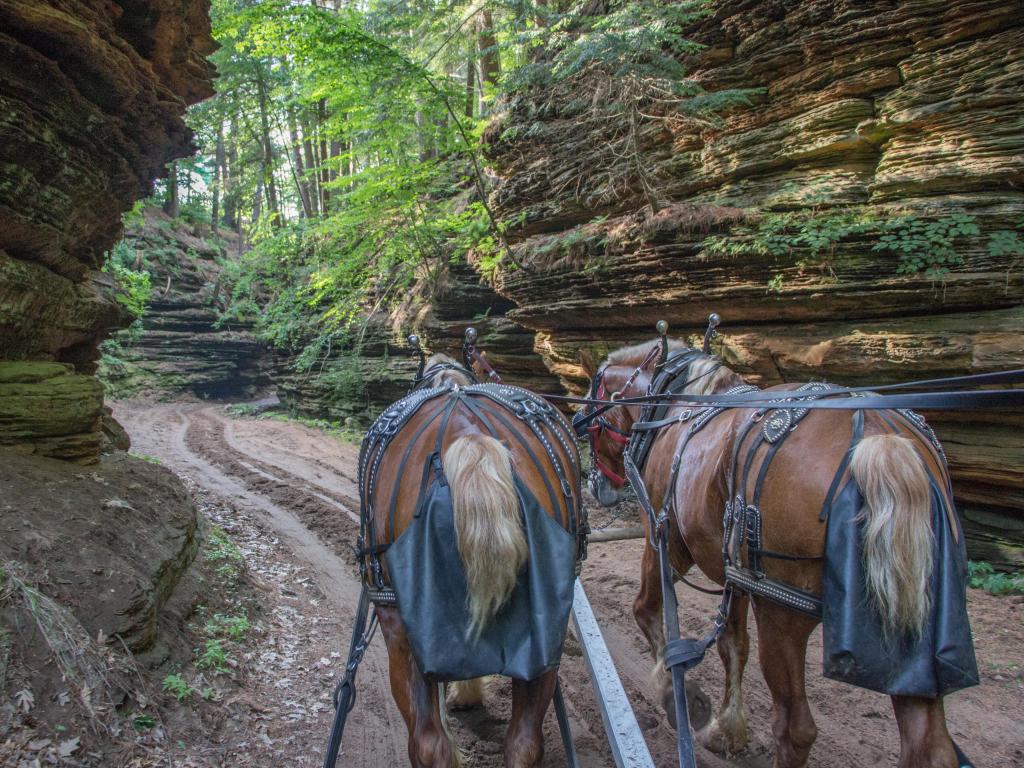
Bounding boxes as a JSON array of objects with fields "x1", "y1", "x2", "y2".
[{"x1": 443, "y1": 434, "x2": 528, "y2": 640}]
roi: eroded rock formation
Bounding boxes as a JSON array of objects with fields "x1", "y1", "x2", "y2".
[
  {"x1": 273, "y1": 259, "x2": 555, "y2": 425},
  {"x1": 0, "y1": 0, "x2": 215, "y2": 459},
  {"x1": 0, "y1": 0, "x2": 215, "y2": 715},
  {"x1": 483, "y1": 1, "x2": 1024, "y2": 563},
  {"x1": 0, "y1": 448, "x2": 200, "y2": 652},
  {"x1": 102, "y1": 210, "x2": 269, "y2": 400}
]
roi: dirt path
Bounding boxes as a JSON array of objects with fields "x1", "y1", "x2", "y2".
[
  {"x1": 116, "y1": 403, "x2": 405, "y2": 767},
  {"x1": 116, "y1": 403, "x2": 1024, "y2": 768}
]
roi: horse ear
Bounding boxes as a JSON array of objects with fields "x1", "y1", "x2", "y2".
[{"x1": 579, "y1": 349, "x2": 597, "y2": 379}]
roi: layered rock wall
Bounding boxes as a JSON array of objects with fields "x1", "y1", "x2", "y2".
[
  {"x1": 102, "y1": 210, "x2": 270, "y2": 400},
  {"x1": 484, "y1": 0, "x2": 1024, "y2": 563},
  {"x1": 0, "y1": 0, "x2": 215, "y2": 460},
  {"x1": 274, "y1": 259, "x2": 557, "y2": 425}
]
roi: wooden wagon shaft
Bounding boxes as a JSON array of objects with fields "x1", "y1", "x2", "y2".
[
  {"x1": 587, "y1": 526, "x2": 645, "y2": 543},
  {"x1": 570, "y1": 580, "x2": 656, "y2": 768}
]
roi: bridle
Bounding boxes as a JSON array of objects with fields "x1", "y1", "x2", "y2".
[
  {"x1": 574, "y1": 345, "x2": 660, "y2": 488},
  {"x1": 581, "y1": 368, "x2": 631, "y2": 486},
  {"x1": 573, "y1": 340, "x2": 723, "y2": 489}
]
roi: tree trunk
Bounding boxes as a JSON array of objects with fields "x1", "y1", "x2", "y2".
[
  {"x1": 288, "y1": 105, "x2": 314, "y2": 218},
  {"x1": 224, "y1": 125, "x2": 239, "y2": 231},
  {"x1": 465, "y1": 47, "x2": 476, "y2": 119},
  {"x1": 478, "y1": 10, "x2": 501, "y2": 113},
  {"x1": 163, "y1": 160, "x2": 179, "y2": 218},
  {"x1": 301, "y1": 111, "x2": 320, "y2": 214},
  {"x1": 317, "y1": 99, "x2": 330, "y2": 212},
  {"x1": 252, "y1": 179, "x2": 264, "y2": 226},
  {"x1": 330, "y1": 138, "x2": 342, "y2": 181},
  {"x1": 212, "y1": 121, "x2": 224, "y2": 232},
  {"x1": 255, "y1": 65, "x2": 281, "y2": 226}
]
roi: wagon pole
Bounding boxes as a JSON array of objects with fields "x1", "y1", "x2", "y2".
[
  {"x1": 570, "y1": 580, "x2": 657, "y2": 768},
  {"x1": 586, "y1": 526, "x2": 645, "y2": 543}
]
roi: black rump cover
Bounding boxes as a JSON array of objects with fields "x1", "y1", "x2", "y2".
[
  {"x1": 823, "y1": 478, "x2": 979, "y2": 697},
  {"x1": 384, "y1": 471, "x2": 576, "y2": 681}
]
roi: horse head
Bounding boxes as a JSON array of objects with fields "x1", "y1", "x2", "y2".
[{"x1": 577, "y1": 333, "x2": 736, "y2": 507}]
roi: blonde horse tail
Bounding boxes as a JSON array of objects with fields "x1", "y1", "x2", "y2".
[
  {"x1": 849, "y1": 434, "x2": 934, "y2": 637},
  {"x1": 443, "y1": 434, "x2": 527, "y2": 640}
]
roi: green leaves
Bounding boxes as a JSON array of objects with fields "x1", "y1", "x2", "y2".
[
  {"x1": 103, "y1": 245, "x2": 152, "y2": 321},
  {"x1": 872, "y1": 214, "x2": 978, "y2": 280}
]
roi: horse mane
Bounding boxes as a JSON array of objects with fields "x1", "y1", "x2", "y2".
[
  {"x1": 605, "y1": 338, "x2": 736, "y2": 396},
  {"x1": 606, "y1": 338, "x2": 688, "y2": 365},
  {"x1": 423, "y1": 353, "x2": 475, "y2": 388}
]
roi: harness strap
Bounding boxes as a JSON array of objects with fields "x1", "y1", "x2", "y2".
[
  {"x1": 323, "y1": 586, "x2": 377, "y2": 768},
  {"x1": 819, "y1": 409, "x2": 864, "y2": 521},
  {"x1": 386, "y1": 402, "x2": 450, "y2": 543},
  {"x1": 560, "y1": 367, "x2": 1024, "y2": 411},
  {"x1": 623, "y1": 446, "x2": 733, "y2": 767}
]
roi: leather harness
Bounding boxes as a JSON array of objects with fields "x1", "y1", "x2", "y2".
[
  {"x1": 358, "y1": 381, "x2": 587, "y2": 607},
  {"x1": 577, "y1": 347, "x2": 993, "y2": 768}
]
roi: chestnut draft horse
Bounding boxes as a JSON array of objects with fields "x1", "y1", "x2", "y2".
[
  {"x1": 358, "y1": 354, "x2": 584, "y2": 768},
  {"x1": 580, "y1": 339, "x2": 975, "y2": 768}
]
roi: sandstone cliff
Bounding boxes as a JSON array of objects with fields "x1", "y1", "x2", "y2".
[
  {"x1": 101, "y1": 209, "x2": 269, "y2": 400},
  {"x1": 0, "y1": 0, "x2": 215, "y2": 460},
  {"x1": 482, "y1": 0, "x2": 1024, "y2": 564},
  {"x1": 273, "y1": 258, "x2": 557, "y2": 425},
  {"x1": 0, "y1": 2, "x2": 217, "y2": 742}
]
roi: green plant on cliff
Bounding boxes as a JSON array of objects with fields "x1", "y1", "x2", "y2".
[
  {"x1": 872, "y1": 213, "x2": 979, "y2": 281},
  {"x1": 99, "y1": 239, "x2": 153, "y2": 384},
  {"x1": 504, "y1": 0, "x2": 761, "y2": 211},
  {"x1": 706, "y1": 209, "x2": 983, "y2": 290},
  {"x1": 987, "y1": 218, "x2": 1024, "y2": 289},
  {"x1": 104, "y1": 242, "x2": 152, "y2": 322},
  {"x1": 704, "y1": 208, "x2": 877, "y2": 288},
  {"x1": 967, "y1": 561, "x2": 1024, "y2": 596}
]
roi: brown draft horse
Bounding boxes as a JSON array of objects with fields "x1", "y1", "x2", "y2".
[
  {"x1": 361, "y1": 355, "x2": 583, "y2": 768},
  {"x1": 582, "y1": 339, "x2": 963, "y2": 768}
]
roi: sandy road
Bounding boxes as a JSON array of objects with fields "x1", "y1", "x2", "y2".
[
  {"x1": 116, "y1": 403, "x2": 406, "y2": 767},
  {"x1": 116, "y1": 402, "x2": 1024, "y2": 768}
]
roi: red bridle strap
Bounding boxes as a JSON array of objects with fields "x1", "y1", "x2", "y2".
[{"x1": 587, "y1": 377, "x2": 630, "y2": 486}]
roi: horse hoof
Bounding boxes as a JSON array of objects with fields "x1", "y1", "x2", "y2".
[
  {"x1": 659, "y1": 681, "x2": 711, "y2": 732},
  {"x1": 446, "y1": 679, "x2": 485, "y2": 711},
  {"x1": 701, "y1": 717, "x2": 748, "y2": 756},
  {"x1": 686, "y1": 681, "x2": 712, "y2": 731}
]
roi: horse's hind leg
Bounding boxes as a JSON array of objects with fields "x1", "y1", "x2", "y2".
[
  {"x1": 891, "y1": 695, "x2": 958, "y2": 768},
  {"x1": 377, "y1": 608, "x2": 459, "y2": 768},
  {"x1": 753, "y1": 602, "x2": 818, "y2": 768},
  {"x1": 504, "y1": 668, "x2": 558, "y2": 768},
  {"x1": 702, "y1": 592, "x2": 750, "y2": 755}
]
